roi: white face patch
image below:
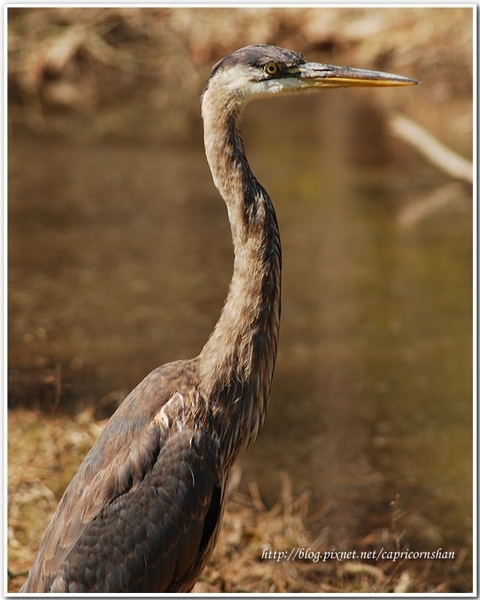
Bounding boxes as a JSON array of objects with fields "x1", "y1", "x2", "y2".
[
  {"x1": 214, "y1": 63, "x2": 305, "y2": 103},
  {"x1": 260, "y1": 77, "x2": 306, "y2": 95}
]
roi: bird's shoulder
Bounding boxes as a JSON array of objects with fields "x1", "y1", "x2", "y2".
[{"x1": 75, "y1": 358, "x2": 207, "y2": 495}]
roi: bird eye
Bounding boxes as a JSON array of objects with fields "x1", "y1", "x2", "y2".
[{"x1": 264, "y1": 63, "x2": 279, "y2": 75}]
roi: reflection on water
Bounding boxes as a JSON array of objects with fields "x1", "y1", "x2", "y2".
[{"x1": 8, "y1": 91, "x2": 472, "y2": 585}]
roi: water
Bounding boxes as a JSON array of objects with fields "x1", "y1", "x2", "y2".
[{"x1": 8, "y1": 91, "x2": 472, "y2": 586}]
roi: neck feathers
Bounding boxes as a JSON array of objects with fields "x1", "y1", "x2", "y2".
[{"x1": 199, "y1": 86, "x2": 282, "y2": 454}]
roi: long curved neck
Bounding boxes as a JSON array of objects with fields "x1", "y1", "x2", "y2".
[{"x1": 199, "y1": 87, "x2": 282, "y2": 451}]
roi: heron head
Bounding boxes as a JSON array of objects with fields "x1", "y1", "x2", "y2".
[{"x1": 204, "y1": 44, "x2": 418, "y2": 105}]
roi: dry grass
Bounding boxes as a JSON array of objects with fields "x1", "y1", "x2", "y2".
[
  {"x1": 7, "y1": 408, "x2": 456, "y2": 594},
  {"x1": 8, "y1": 408, "x2": 101, "y2": 589},
  {"x1": 194, "y1": 475, "x2": 455, "y2": 594}
]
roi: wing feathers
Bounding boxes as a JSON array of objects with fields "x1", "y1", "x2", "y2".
[
  {"x1": 48, "y1": 429, "x2": 222, "y2": 592},
  {"x1": 21, "y1": 360, "x2": 225, "y2": 593}
]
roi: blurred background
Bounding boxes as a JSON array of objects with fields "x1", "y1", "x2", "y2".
[{"x1": 8, "y1": 6, "x2": 473, "y2": 592}]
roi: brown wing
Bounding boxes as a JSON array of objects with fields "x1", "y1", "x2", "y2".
[{"x1": 21, "y1": 360, "x2": 223, "y2": 593}]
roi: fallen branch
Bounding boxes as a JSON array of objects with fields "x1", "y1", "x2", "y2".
[{"x1": 389, "y1": 113, "x2": 472, "y2": 184}]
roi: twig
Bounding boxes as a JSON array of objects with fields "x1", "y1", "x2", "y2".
[{"x1": 398, "y1": 182, "x2": 467, "y2": 227}]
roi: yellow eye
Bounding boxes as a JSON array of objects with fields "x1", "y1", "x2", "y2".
[{"x1": 264, "y1": 63, "x2": 279, "y2": 75}]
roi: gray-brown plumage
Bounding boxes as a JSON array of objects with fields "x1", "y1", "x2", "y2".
[{"x1": 20, "y1": 45, "x2": 417, "y2": 593}]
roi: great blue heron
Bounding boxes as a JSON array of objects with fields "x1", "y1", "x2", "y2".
[{"x1": 20, "y1": 45, "x2": 417, "y2": 593}]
